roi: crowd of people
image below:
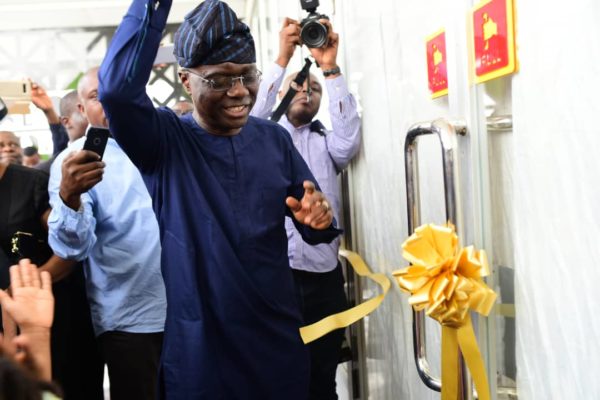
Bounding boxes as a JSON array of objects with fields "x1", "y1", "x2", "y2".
[{"x1": 0, "y1": 0, "x2": 361, "y2": 399}]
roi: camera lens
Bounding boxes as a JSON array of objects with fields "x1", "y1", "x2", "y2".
[
  {"x1": 93, "y1": 138, "x2": 101, "y2": 146},
  {"x1": 301, "y1": 20, "x2": 328, "y2": 48},
  {"x1": 306, "y1": 25, "x2": 321, "y2": 41}
]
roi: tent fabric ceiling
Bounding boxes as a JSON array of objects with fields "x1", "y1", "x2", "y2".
[{"x1": 0, "y1": 0, "x2": 247, "y2": 31}]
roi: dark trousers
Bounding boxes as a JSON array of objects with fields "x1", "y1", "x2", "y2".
[
  {"x1": 293, "y1": 263, "x2": 348, "y2": 400},
  {"x1": 51, "y1": 266, "x2": 104, "y2": 400},
  {"x1": 97, "y1": 331, "x2": 163, "y2": 400}
]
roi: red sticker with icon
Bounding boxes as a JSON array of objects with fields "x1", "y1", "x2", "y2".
[
  {"x1": 472, "y1": 0, "x2": 517, "y2": 83},
  {"x1": 426, "y1": 29, "x2": 448, "y2": 98}
]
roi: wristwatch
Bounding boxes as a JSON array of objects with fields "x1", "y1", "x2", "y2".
[{"x1": 322, "y1": 66, "x2": 341, "y2": 77}]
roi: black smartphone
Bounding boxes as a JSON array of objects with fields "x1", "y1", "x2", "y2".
[{"x1": 83, "y1": 127, "x2": 110, "y2": 159}]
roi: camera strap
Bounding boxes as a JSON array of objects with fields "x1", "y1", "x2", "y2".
[{"x1": 270, "y1": 58, "x2": 313, "y2": 122}]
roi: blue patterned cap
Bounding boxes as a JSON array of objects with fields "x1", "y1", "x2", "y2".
[{"x1": 174, "y1": 0, "x2": 256, "y2": 68}]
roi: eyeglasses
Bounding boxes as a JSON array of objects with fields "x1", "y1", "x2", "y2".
[{"x1": 184, "y1": 69, "x2": 262, "y2": 92}]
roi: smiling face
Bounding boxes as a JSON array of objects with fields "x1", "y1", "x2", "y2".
[{"x1": 179, "y1": 62, "x2": 258, "y2": 136}]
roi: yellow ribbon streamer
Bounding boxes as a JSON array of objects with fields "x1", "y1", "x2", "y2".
[
  {"x1": 393, "y1": 223, "x2": 497, "y2": 400},
  {"x1": 299, "y1": 249, "x2": 391, "y2": 344}
]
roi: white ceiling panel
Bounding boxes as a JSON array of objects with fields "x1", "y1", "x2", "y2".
[{"x1": 0, "y1": 0, "x2": 246, "y2": 31}]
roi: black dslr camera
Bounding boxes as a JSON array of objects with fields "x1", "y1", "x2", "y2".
[{"x1": 300, "y1": 0, "x2": 329, "y2": 48}]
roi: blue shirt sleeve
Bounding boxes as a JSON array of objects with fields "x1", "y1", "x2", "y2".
[
  {"x1": 47, "y1": 198, "x2": 98, "y2": 261},
  {"x1": 49, "y1": 123, "x2": 69, "y2": 157},
  {"x1": 98, "y1": 0, "x2": 172, "y2": 172},
  {"x1": 47, "y1": 155, "x2": 98, "y2": 261}
]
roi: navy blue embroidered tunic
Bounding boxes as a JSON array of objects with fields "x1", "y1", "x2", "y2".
[{"x1": 98, "y1": 1, "x2": 341, "y2": 398}]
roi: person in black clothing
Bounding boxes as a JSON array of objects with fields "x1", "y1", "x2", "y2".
[
  {"x1": 0, "y1": 161, "x2": 51, "y2": 277},
  {"x1": 0, "y1": 158, "x2": 104, "y2": 399}
]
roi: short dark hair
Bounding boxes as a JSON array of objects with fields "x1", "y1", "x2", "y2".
[
  {"x1": 59, "y1": 91, "x2": 80, "y2": 117},
  {"x1": 23, "y1": 146, "x2": 38, "y2": 157}
]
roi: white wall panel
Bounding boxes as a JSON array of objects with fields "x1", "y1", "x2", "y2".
[
  {"x1": 335, "y1": 0, "x2": 465, "y2": 398},
  {"x1": 512, "y1": 1, "x2": 600, "y2": 398}
]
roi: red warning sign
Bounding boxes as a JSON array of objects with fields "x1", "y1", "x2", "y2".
[
  {"x1": 472, "y1": 0, "x2": 517, "y2": 83},
  {"x1": 426, "y1": 29, "x2": 448, "y2": 98}
]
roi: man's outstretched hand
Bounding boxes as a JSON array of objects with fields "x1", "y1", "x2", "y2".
[
  {"x1": 286, "y1": 181, "x2": 334, "y2": 230},
  {"x1": 30, "y1": 80, "x2": 60, "y2": 124}
]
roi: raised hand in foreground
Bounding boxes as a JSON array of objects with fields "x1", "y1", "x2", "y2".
[{"x1": 0, "y1": 259, "x2": 54, "y2": 381}]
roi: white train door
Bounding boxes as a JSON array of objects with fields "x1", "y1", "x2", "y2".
[{"x1": 250, "y1": 0, "x2": 600, "y2": 398}]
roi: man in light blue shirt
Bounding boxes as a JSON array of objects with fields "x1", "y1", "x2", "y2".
[
  {"x1": 47, "y1": 67, "x2": 166, "y2": 400},
  {"x1": 250, "y1": 17, "x2": 361, "y2": 400}
]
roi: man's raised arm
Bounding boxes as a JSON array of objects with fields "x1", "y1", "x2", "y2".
[{"x1": 98, "y1": 0, "x2": 172, "y2": 171}]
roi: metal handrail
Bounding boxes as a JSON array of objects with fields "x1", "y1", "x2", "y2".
[
  {"x1": 486, "y1": 114, "x2": 513, "y2": 132},
  {"x1": 404, "y1": 118, "x2": 467, "y2": 394}
]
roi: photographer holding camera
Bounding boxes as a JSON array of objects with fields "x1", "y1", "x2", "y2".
[{"x1": 251, "y1": 9, "x2": 361, "y2": 400}]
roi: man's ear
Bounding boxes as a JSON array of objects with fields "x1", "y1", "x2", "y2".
[
  {"x1": 179, "y1": 72, "x2": 192, "y2": 95},
  {"x1": 77, "y1": 102, "x2": 85, "y2": 115}
]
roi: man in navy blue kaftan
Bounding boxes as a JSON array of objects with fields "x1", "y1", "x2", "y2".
[{"x1": 98, "y1": 0, "x2": 341, "y2": 398}]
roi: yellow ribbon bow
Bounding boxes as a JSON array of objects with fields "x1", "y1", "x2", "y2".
[{"x1": 393, "y1": 224, "x2": 497, "y2": 400}]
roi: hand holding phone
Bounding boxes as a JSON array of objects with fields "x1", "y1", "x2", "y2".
[
  {"x1": 0, "y1": 80, "x2": 31, "y2": 100},
  {"x1": 83, "y1": 128, "x2": 110, "y2": 159},
  {"x1": 59, "y1": 149, "x2": 106, "y2": 211},
  {"x1": 0, "y1": 81, "x2": 32, "y2": 116}
]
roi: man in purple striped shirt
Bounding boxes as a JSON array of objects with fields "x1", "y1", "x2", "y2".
[{"x1": 250, "y1": 17, "x2": 361, "y2": 400}]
